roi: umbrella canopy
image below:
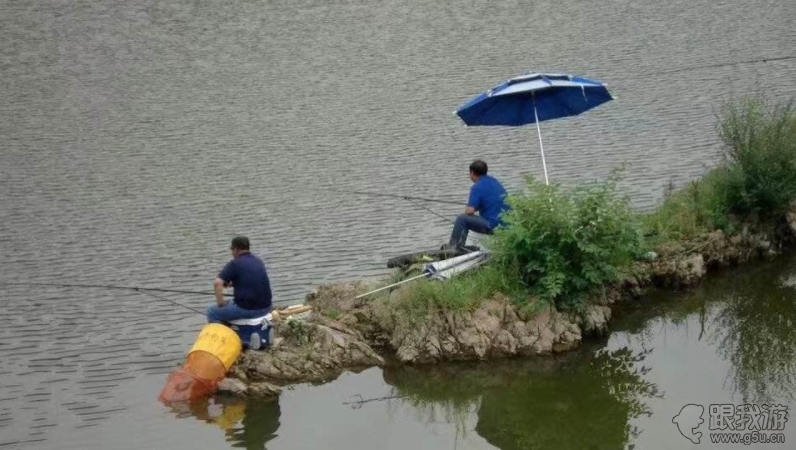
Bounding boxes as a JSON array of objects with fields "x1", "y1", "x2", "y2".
[{"x1": 455, "y1": 72, "x2": 613, "y2": 184}]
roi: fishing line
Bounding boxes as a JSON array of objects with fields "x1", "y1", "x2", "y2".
[
  {"x1": 134, "y1": 288, "x2": 206, "y2": 316},
  {"x1": 338, "y1": 187, "x2": 484, "y2": 253},
  {"x1": 404, "y1": 198, "x2": 480, "y2": 255},
  {"x1": 325, "y1": 188, "x2": 464, "y2": 206},
  {"x1": 1, "y1": 281, "x2": 297, "y2": 313},
  {"x1": 0, "y1": 281, "x2": 232, "y2": 297},
  {"x1": 644, "y1": 54, "x2": 796, "y2": 76},
  {"x1": 403, "y1": 197, "x2": 457, "y2": 226}
]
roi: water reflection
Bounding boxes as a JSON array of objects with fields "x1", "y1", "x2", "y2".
[
  {"x1": 384, "y1": 345, "x2": 661, "y2": 450},
  {"x1": 166, "y1": 255, "x2": 796, "y2": 450},
  {"x1": 619, "y1": 253, "x2": 796, "y2": 404},
  {"x1": 167, "y1": 396, "x2": 280, "y2": 450},
  {"x1": 712, "y1": 266, "x2": 796, "y2": 404},
  {"x1": 705, "y1": 260, "x2": 796, "y2": 404}
]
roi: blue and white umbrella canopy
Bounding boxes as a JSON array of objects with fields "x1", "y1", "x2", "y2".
[{"x1": 455, "y1": 72, "x2": 613, "y2": 184}]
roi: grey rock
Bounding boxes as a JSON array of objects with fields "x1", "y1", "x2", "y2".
[{"x1": 217, "y1": 378, "x2": 248, "y2": 396}]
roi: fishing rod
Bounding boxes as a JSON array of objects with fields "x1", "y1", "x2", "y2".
[
  {"x1": 647, "y1": 54, "x2": 796, "y2": 76},
  {"x1": 354, "y1": 273, "x2": 431, "y2": 299},
  {"x1": 332, "y1": 187, "x2": 483, "y2": 253},
  {"x1": 325, "y1": 188, "x2": 464, "y2": 206},
  {"x1": 2, "y1": 281, "x2": 299, "y2": 307},
  {"x1": 0, "y1": 281, "x2": 233, "y2": 297},
  {"x1": 134, "y1": 288, "x2": 206, "y2": 315},
  {"x1": 325, "y1": 184, "x2": 464, "y2": 228},
  {"x1": 404, "y1": 197, "x2": 457, "y2": 226}
]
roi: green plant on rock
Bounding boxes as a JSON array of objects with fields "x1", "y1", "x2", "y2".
[
  {"x1": 324, "y1": 307, "x2": 341, "y2": 320},
  {"x1": 395, "y1": 264, "x2": 532, "y2": 315},
  {"x1": 643, "y1": 96, "x2": 796, "y2": 243},
  {"x1": 643, "y1": 168, "x2": 735, "y2": 242},
  {"x1": 718, "y1": 96, "x2": 796, "y2": 217},
  {"x1": 283, "y1": 318, "x2": 313, "y2": 345},
  {"x1": 489, "y1": 176, "x2": 644, "y2": 310}
]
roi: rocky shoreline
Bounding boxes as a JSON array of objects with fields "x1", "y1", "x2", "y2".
[{"x1": 218, "y1": 209, "x2": 796, "y2": 398}]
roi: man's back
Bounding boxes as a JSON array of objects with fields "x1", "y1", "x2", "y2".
[
  {"x1": 468, "y1": 174, "x2": 509, "y2": 229},
  {"x1": 218, "y1": 252, "x2": 272, "y2": 310}
]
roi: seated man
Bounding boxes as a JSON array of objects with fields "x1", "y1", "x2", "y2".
[
  {"x1": 447, "y1": 160, "x2": 509, "y2": 250},
  {"x1": 208, "y1": 236, "x2": 273, "y2": 324}
]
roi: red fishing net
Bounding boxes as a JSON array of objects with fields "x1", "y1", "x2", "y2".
[{"x1": 158, "y1": 351, "x2": 228, "y2": 403}]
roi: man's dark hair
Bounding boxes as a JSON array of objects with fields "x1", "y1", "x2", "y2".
[
  {"x1": 230, "y1": 236, "x2": 250, "y2": 251},
  {"x1": 469, "y1": 160, "x2": 488, "y2": 176}
]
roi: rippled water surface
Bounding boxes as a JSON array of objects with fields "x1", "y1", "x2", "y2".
[
  {"x1": 2, "y1": 0, "x2": 796, "y2": 447},
  {"x1": 168, "y1": 253, "x2": 796, "y2": 449},
  {"x1": 21, "y1": 250, "x2": 796, "y2": 450}
]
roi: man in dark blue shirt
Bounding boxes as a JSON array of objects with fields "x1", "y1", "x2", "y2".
[
  {"x1": 447, "y1": 160, "x2": 509, "y2": 250},
  {"x1": 207, "y1": 236, "x2": 273, "y2": 324}
]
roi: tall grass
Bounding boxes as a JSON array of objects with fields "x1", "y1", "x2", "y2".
[
  {"x1": 718, "y1": 97, "x2": 796, "y2": 216},
  {"x1": 643, "y1": 96, "x2": 796, "y2": 243},
  {"x1": 396, "y1": 264, "x2": 533, "y2": 314},
  {"x1": 642, "y1": 167, "x2": 734, "y2": 242}
]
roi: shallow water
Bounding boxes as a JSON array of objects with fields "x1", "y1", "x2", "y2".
[{"x1": 2, "y1": 0, "x2": 796, "y2": 447}]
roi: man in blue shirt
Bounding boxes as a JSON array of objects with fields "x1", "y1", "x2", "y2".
[
  {"x1": 207, "y1": 236, "x2": 273, "y2": 324},
  {"x1": 447, "y1": 160, "x2": 509, "y2": 250}
]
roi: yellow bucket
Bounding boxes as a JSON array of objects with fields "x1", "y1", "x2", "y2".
[{"x1": 189, "y1": 324, "x2": 242, "y2": 371}]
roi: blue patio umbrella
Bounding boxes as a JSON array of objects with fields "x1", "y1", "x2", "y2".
[{"x1": 455, "y1": 72, "x2": 613, "y2": 185}]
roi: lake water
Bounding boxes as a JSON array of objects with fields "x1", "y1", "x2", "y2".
[
  {"x1": 20, "y1": 247, "x2": 796, "y2": 450},
  {"x1": 1, "y1": 0, "x2": 796, "y2": 448}
]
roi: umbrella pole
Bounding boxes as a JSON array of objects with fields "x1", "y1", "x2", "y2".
[{"x1": 533, "y1": 102, "x2": 549, "y2": 185}]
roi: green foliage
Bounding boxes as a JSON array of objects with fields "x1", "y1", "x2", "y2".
[
  {"x1": 396, "y1": 264, "x2": 535, "y2": 314},
  {"x1": 324, "y1": 307, "x2": 341, "y2": 320},
  {"x1": 643, "y1": 96, "x2": 796, "y2": 244},
  {"x1": 643, "y1": 168, "x2": 735, "y2": 242},
  {"x1": 283, "y1": 318, "x2": 313, "y2": 345},
  {"x1": 489, "y1": 176, "x2": 644, "y2": 309},
  {"x1": 718, "y1": 96, "x2": 796, "y2": 217}
]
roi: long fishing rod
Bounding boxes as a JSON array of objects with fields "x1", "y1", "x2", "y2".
[
  {"x1": 0, "y1": 281, "x2": 211, "y2": 317},
  {"x1": 404, "y1": 197, "x2": 457, "y2": 226},
  {"x1": 325, "y1": 188, "x2": 464, "y2": 206},
  {"x1": 337, "y1": 187, "x2": 481, "y2": 251},
  {"x1": 2, "y1": 281, "x2": 299, "y2": 307},
  {"x1": 0, "y1": 281, "x2": 233, "y2": 297},
  {"x1": 647, "y1": 54, "x2": 796, "y2": 76},
  {"x1": 134, "y1": 288, "x2": 206, "y2": 316},
  {"x1": 404, "y1": 198, "x2": 482, "y2": 255}
]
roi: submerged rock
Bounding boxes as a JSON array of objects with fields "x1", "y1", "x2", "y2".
[
  {"x1": 217, "y1": 377, "x2": 248, "y2": 396},
  {"x1": 217, "y1": 377, "x2": 282, "y2": 397}
]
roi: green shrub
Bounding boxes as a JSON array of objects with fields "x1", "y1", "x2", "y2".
[
  {"x1": 643, "y1": 96, "x2": 796, "y2": 243},
  {"x1": 718, "y1": 96, "x2": 796, "y2": 216},
  {"x1": 396, "y1": 264, "x2": 533, "y2": 314},
  {"x1": 489, "y1": 177, "x2": 644, "y2": 310},
  {"x1": 642, "y1": 167, "x2": 734, "y2": 242}
]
